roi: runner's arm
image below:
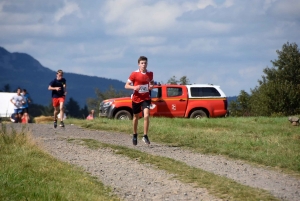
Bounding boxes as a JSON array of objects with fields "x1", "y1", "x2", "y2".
[
  {"x1": 48, "y1": 85, "x2": 61, "y2": 91},
  {"x1": 63, "y1": 83, "x2": 67, "y2": 95},
  {"x1": 10, "y1": 97, "x2": 16, "y2": 106},
  {"x1": 125, "y1": 80, "x2": 140, "y2": 91}
]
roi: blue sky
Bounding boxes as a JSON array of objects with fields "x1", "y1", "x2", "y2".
[{"x1": 0, "y1": 0, "x2": 299, "y2": 96}]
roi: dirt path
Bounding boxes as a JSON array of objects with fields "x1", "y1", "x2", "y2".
[{"x1": 20, "y1": 124, "x2": 300, "y2": 200}]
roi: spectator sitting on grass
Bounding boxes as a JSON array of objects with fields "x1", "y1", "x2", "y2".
[
  {"x1": 86, "y1": 110, "x2": 94, "y2": 120},
  {"x1": 10, "y1": 113, "x2": 19, "y2": 123},
  {"x1": 21, "y1": 112, "x2": 30, "y2": 124}
]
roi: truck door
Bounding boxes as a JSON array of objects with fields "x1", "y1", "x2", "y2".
[
  {"x1": 150, "y1": 86, "x2": 187, "y2": 117},
  {"x1": 149, "y1": 87, "x2": 171, "y2": 117},
  {"x1": 164, "y1": 86, "x2": 187, "y2": 117}
]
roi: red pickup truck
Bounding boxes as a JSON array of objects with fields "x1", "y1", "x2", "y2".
[{"x1": 99, "y1": 84, "x2": 228, "y2": 119}]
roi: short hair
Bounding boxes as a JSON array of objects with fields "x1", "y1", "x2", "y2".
[
  {"x1": 22, "y1": 89, "x2": 27, "y2": 92},
  {"x1": 138, "y1": 56, "x2": 148, "y2": 64},
  {"x1": 57, "y1": 69, "x2": 64, "y2": 75}
]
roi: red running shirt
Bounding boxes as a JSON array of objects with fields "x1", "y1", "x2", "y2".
[{"x1": 128, "y1": 70, "x2": 153, "y2": 103}]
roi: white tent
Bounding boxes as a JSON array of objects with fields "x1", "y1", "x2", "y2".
[{"x1": 0, "y1": 92, "x2": 16, "y2": 117}]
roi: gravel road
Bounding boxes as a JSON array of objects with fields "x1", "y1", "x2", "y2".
[{"x1": 12, "y1": 123, "x2": 300, "y2": 200}]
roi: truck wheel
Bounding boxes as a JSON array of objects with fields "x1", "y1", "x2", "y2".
[
  {"x1": 190, "y1": 110, "x2": 207, "y2": 119},
  {"x1": 114, "y1": 110, "x2": 132, "y2": 120}
]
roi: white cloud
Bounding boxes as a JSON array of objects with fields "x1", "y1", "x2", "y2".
[
  {"x1": 0, "y1": 1, "x2": 4, "y2": 12},
  {"x1": 74, "y1": 49, "x2": 125, "y2": 63},
  {"x1": 222, "y1": 0, "x2": 235, "y2": 8},
  {"x1": 129, "y1": 36, "x2": 166, "y2": 45},
  {"x1": 180, "y1": 0, "x2": 218, "y2": 10},
  {"x1": 196, "y1": 0, "x2": 216, "y2": 9},
  {"x1": 101, "y1": 1, "x2": 189, "y2": 36},
  {"x1": 0, "y1": 24, "x2": 68, "y2": 39},
  {"x1": 270, "y1": 0, "x2": 300, "y2": 18},
  {"x1": 5, "y1": 40, "x2": 36, "y2": 53},
  {"x1": 189, "y1": 38, "x2": 220, "y2": 52},
  {"x1": 54, "y1": 0, "x2": 81, "y2": 22},
  {"x1": 101, "y1": 0, "x2": 139, "y2": 23}
]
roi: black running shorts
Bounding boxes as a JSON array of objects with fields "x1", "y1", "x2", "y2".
[{"x1": 132, "y1": 100, "x2": 151, "y2": 114}]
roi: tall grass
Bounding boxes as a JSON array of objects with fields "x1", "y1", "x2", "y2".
[
  {"x1": 0, "y1": 124, "x2": 119, "y2": 201},
  {"x1": 67, "y1": 116, "x2": 300, "y2": 174}
]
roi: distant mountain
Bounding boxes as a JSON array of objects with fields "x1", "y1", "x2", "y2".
[
  {"x1": 227, "y1": 96, "x2": 238, "y2": 104},
  {"x1": 0, "y1": 46, "x2": 128, "y2": 107}
]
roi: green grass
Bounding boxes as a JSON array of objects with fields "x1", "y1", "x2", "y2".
[
  {"x1": 68, "y1": 138, "x2": 279, "y2": 201},
  {"x1": 0, "y1": 124, "x2": 120, "y2": 201},
  {"x1": 67, "y1": 116, "x2": 300, "y2": 174}
]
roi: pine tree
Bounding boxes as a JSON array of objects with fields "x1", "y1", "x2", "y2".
[{"x1": 65, "y1": 97, "x2": 81, "y2": 118}]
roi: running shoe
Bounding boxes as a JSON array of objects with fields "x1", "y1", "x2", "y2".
[
  {"x1": 142, "y1": 135, "x2": 150, "y2": 145},
  {"x1": 59, "y1": 121, "x2": 65, "y2": 127},
  {"x1": 54, "y1": 120, "x2": 57, "y2": 128},
  {"x1": 132, "y1": 134, "x2": 137, "y2": 146}
]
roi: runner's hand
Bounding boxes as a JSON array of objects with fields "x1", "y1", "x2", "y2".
[{"x1": 133, "y1": 85, "x2": 140, "y2": 91}]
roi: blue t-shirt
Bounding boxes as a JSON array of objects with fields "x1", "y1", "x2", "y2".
[
  {"x1": 49, "y1": 78, "x2": 66, "y2": 98},
  {"x1": 21, "y1": 93, "x2": 31, "y2": 108}
]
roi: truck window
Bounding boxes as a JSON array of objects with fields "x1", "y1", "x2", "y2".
[
  {"x1": 191, "y1": 87, "x2": 221, "y2": 97},
  {"x1": 167, "y1": 87, "x2": 182, "y2": 97},
  {"x1": 151, "y1": 88, "x2": 162, "y2": 98}
]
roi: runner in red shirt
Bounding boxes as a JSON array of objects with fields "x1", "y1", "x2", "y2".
[{"x1": 125, "y1": 56, "x2": 154, "y2": 145}]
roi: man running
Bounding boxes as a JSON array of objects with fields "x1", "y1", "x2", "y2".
[
  {"x1": 48, "y1": 70, "x2": 67, "y2": 128},
  {"x1": 10, "y1": 87, "x2": 25, "y2": 123},
  {"x1": 125, "y1": 56, "x2": 154, "y2": 145},
  {"x1": 21, "y1": 89, "x2": 31, "y2": 114}
]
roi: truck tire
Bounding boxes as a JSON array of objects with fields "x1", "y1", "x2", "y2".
[
  {"x1": 190, "y1": 110, "x2": 207, "y2": 119},
  {"x1": 114, "y1": 110, "x2": 132, "y2": 120}
]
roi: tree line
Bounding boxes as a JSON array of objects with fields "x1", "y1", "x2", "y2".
[{"x1": 229, "y1": 42, "x2": 300, "y2": 116}]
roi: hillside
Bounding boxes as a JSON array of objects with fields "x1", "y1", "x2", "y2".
[{"x1": 0, "y1": 47, "x2": 128, "y2": 107}]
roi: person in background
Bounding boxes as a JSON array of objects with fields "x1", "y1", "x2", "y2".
[
  {"x1": 10, "y1": 87, "x2": 25, "y2": 123},
  {"x1": 21, "y1": 112, "x2": 30, "y2": 124},
  {"x1": 86, "y1": 110, "x2": 94, "y2": 120},
  {"x1": 48, "y1": 70, "x2": 67, "y2": 128},
  {"x1": 21, "y1": 89, "x2": 31, "y2": 114},
  {"x1": 10, "y1": 113, "x2": 19, "y2": 123},
  {"x1": 124, "y1": 56, "x2": 154, "y2": 146}
]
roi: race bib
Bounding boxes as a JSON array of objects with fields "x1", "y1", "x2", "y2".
[{"x1": 138, "y1": 84, "x2": 149, "y2": 93}]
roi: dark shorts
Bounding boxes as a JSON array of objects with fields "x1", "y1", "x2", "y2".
[
  {"x1": 132, "y1": 100, "x2": 151, "y2": 114},
  {"x1": 14, "y1": 109, "x2": 23, "y2": 114},
  {"x1": 23, "y1": 107, "x2": 29, "y2": 113}
]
